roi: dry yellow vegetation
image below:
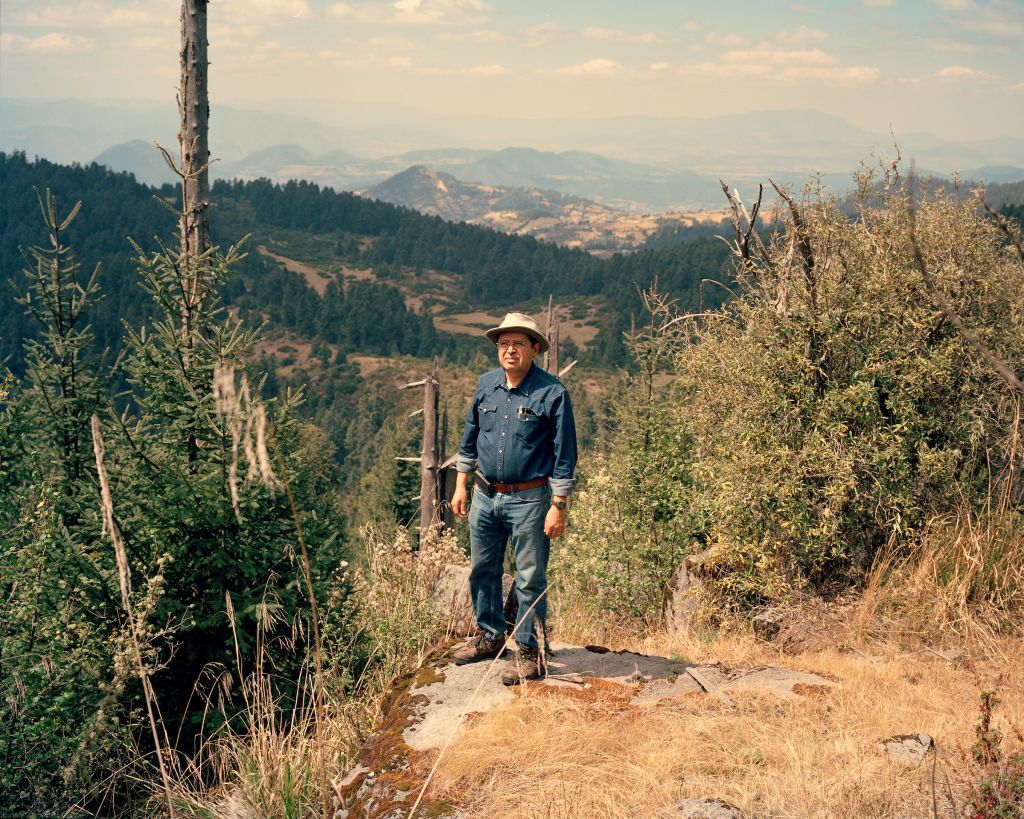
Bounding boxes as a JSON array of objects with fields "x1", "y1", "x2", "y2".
[{"x1": 428, "y1": 628, "x2": 1023, "y2": 818}]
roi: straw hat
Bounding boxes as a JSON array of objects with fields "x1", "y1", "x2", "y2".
[{"x1": 485, "y1": 312, "x2": 550, "y2": 353}]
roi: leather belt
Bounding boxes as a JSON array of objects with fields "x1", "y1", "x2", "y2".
[{"x1": 492, "y1": 477, "x2": 548, "y2": 494}]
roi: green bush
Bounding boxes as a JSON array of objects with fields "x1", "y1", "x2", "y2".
[{"x1": 671, "y1": 178, "x2": 1024, "y2": 608}]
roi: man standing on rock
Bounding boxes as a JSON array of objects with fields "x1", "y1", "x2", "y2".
[{"x1": 450, "y1": 312, "x2": 577, "y2": 685}]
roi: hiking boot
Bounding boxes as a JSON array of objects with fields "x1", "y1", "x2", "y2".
[
  {"x1": 501, "y1": 643, "x2": 545, "y2": 686},
  {"x1": 452, "y1": 632, "x2": 504, "y2": 665}
]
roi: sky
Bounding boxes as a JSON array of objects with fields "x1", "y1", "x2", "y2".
[{"x1": 1, "y1": 0, "x2": 1022, "y2": 143}]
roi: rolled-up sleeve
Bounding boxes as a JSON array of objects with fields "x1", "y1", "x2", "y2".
[{"x1": 548, "y1": 389, "x2": 578, "y2": 496}]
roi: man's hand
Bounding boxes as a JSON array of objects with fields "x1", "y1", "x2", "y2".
[
  {"x1": 544, "y1": 504, "x2": 567, "y2": 538},
  {"x1": 451, "y1": 474, "x2": 471, "y2": 518}
]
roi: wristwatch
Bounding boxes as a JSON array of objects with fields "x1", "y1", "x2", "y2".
[{"x1": 551, "y1": 500, "x2": 568, "y2": 511}]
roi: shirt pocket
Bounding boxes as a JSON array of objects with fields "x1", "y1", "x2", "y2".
[
  {"x1": 478, "y1": 402, "x2": 498, "y2": 432},
  {"x1": 513, "y1": 403, "x2": 546, "y2": 448}
]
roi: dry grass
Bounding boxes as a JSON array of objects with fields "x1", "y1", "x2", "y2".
[
  {"x1": 853, "y1": 485, "x2": 1024, "y2": 661},
  {"x1": 430, "y1": 494, "x2": 1024, "y2": 818},
  {"x1": 427, "y1": 629, "x2": 1024, "y2": 818}
]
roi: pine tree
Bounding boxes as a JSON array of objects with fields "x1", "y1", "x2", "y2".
[{"x1": 0, "y1": 193, "x2": 132, "y2": 814}]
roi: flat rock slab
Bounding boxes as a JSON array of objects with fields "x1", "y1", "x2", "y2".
[
  {"x1": 404, "y1": 643, "x2": 838, "y2": 751},
  {"x1": 335, "y1": 642, "x2": 840, "y2": 815},
  {"x1": 879, "y1": 732, "x2": 935, "y2": 766}
]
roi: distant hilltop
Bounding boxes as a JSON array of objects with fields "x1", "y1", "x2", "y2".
[{"x1": 362, "y1": 164, "x2": 731, "y2": 255}]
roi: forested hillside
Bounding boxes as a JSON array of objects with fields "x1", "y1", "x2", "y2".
[{"x1": 1, "y1": 151, "x2": 734, "y2": 375}]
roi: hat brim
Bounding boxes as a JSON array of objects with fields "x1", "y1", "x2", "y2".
[{"x1": 485, "y1": 324, "x2": 550, "y2": 353}]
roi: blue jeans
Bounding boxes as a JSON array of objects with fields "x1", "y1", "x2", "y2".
[{"x1": 468, "y1": 484, "x2": 551, "y2": 649}]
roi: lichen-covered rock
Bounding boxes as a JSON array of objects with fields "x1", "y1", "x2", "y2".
[
  {"x1": 664, "y1": 555, "x2": 709, "y2": 635},
  {"x1": 429, "y1": 565, "x2": 515, "y2": 637},
  {"x1": 430, "y1": 565, "x2": 474, "y2": 637},
  {"x1": 332, "y1": 646, "x2": 461, "y2": 818}
]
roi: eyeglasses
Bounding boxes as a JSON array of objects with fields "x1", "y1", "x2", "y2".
[{"x1": 497, "y1": 340, "x2": 531, "y2": 350}]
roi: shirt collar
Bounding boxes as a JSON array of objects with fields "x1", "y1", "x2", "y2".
[{"x1": 490, "y1": 362, "x2": 538, "y2": 396}]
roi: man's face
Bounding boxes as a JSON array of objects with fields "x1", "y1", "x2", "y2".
[{"x1": 496, "y1": 331, "x2": 540, "y2": 378}]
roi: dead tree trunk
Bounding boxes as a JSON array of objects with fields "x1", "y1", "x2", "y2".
[
  {"x1": 419, "y1": 358, "x2": 440, "y2": 540},
  {"x1": 550, "y1": 321, "x2": 560, "y2": 377},
  {"x1": 401, "y1": 361, "x2": 442, "y2": 544},
  {"x1": 544, "y1": 295, "x2": 561, "y2": 376},
  {"x1": 178, "y1": 0, "x2": 211, "y2": 367}
]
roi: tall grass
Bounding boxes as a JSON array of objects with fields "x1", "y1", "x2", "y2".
[
  {"x1": 856, "y1": 488, "x2": 1024, "y2": 656},
  {"x1": 165, "y1": 522, "x2": 466, "y2": 817}
]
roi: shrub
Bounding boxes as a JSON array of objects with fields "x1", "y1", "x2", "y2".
[{"x1": 666, "y1": 176, "x2": 1024, "y2": 609}]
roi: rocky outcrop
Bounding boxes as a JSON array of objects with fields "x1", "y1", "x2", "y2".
[{"x1": 429, "y1": 565, "x2": 515, "y2": 638}]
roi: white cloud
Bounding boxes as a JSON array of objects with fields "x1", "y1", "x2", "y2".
[
  {"x1": 781, "y1": 65, "x2": 881, "y2": 82},
  {"x1": 220, "y1": 0, "x2": 310, "y2": 20},
  {"x1": 706, "y1": 32, "x2": 753, "y2": 48},
  {"x1": 556, "y1": 58, "x2": 624, "y2": 77},
  {"x1": 926, "y1": 37, "x2": 980, "y2": 52},
  {"x1": 1, "y1": 31, "x2": 95, "y2": 52},
  {"x1": 649, "y1": 61, "x2": 670, "y2": 72},
  {"x1": 962, "y1": 18, "x2": 1024, "y2": 38},
  {"x1": 862, "y1": 0, "x2": 896, "y2": 7},
  {"x1": 392, "y1": 0, "x2": 486, "y2": 24},
  {"x1": 525, "y1": 21, "x2": 560, "y2": 47},
  {"x1": 774, "y1": 25, "x2": 829, "y2": 46},
  {"x1": 386, "y1": 55, "x2": 412, "y2": 67},
  {"x1": 21, "y1": 3, "x2": 154, "y2": 27},
  {"x1": 469, "y1": 63, "x2": 509, "y2": 75},
  {"x1": 930, "y1": 0, "x2": 978, "y2": 9},
  {"x1": 684, "y1": 58, "x2": 878, "y2": 84},
  {"x1": 681, "y1": 20, "x2": 702, "y2": 32},
  {"x1": 436, "y1": 29, "x2": 504, "y2": 42},
  {"x1": 936, "y1": 64, "x2": 998, "y2": 80},
  {"x1": 367, "y1": 35, "x2": 419, "y2": 49},
  {"x1": 722, "y1": 48, "x2": 837, "y2": 66},
  {"x1": 327, "y1": 0, "x2": 487, "y2": 26},
  {"x1": 582, "y1": 26, "x2": 660, "y2": 44},
  {"x1": 687, "y1": 61, "x2": 773, "y2": 78},
  {"x1": 126, "y1": 35, "x2": 167, "y2": 51}
]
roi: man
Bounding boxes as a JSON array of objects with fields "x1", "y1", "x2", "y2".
[{"x1": 450, "y1": 312, "x2": 577, "y2": 685}]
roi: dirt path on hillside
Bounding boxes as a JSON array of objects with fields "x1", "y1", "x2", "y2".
[{"x1": 257, "y1": 245, "x2": 332, "y2": 295}]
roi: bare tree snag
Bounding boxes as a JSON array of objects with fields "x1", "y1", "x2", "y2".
[
  {"x1": 544, "y1": 295, "x2": 561, "y2": 376},
  {"x1": 720, "y1": 181, "x2": 769, "y2": 281},
  {"x1": 180, "y1": 0, "x2": 211, "y2": 261},
  {"x1": 770, "y1": 179, "x2": 815, "y2": 287},
  {"x1": 178, "y1": 0, "x2": 212, "y2": 368},
  {"x1": 402, "y1": 363, "x2": 441, "y2": 542},
  {"x1": 544, "y1": 294, "x2": 554, "y2": 372},
  {"x1": 420, "y1": 358, "x2": 440, "y2": 540},
  {"x1": 770, "y1": 179, "x2": 826, "y2": 398},
  {"x1": 550, "y1": 320, "x2": 560, "y2": 378}
]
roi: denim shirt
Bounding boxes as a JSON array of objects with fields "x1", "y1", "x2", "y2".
[{"x1": 456, "y1": 363, "x2": 578, "y2": 496}]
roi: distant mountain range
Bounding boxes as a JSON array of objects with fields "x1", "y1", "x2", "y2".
[{"x1": 5, "y1": 98, "x2": 1023, "y2": 212}]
